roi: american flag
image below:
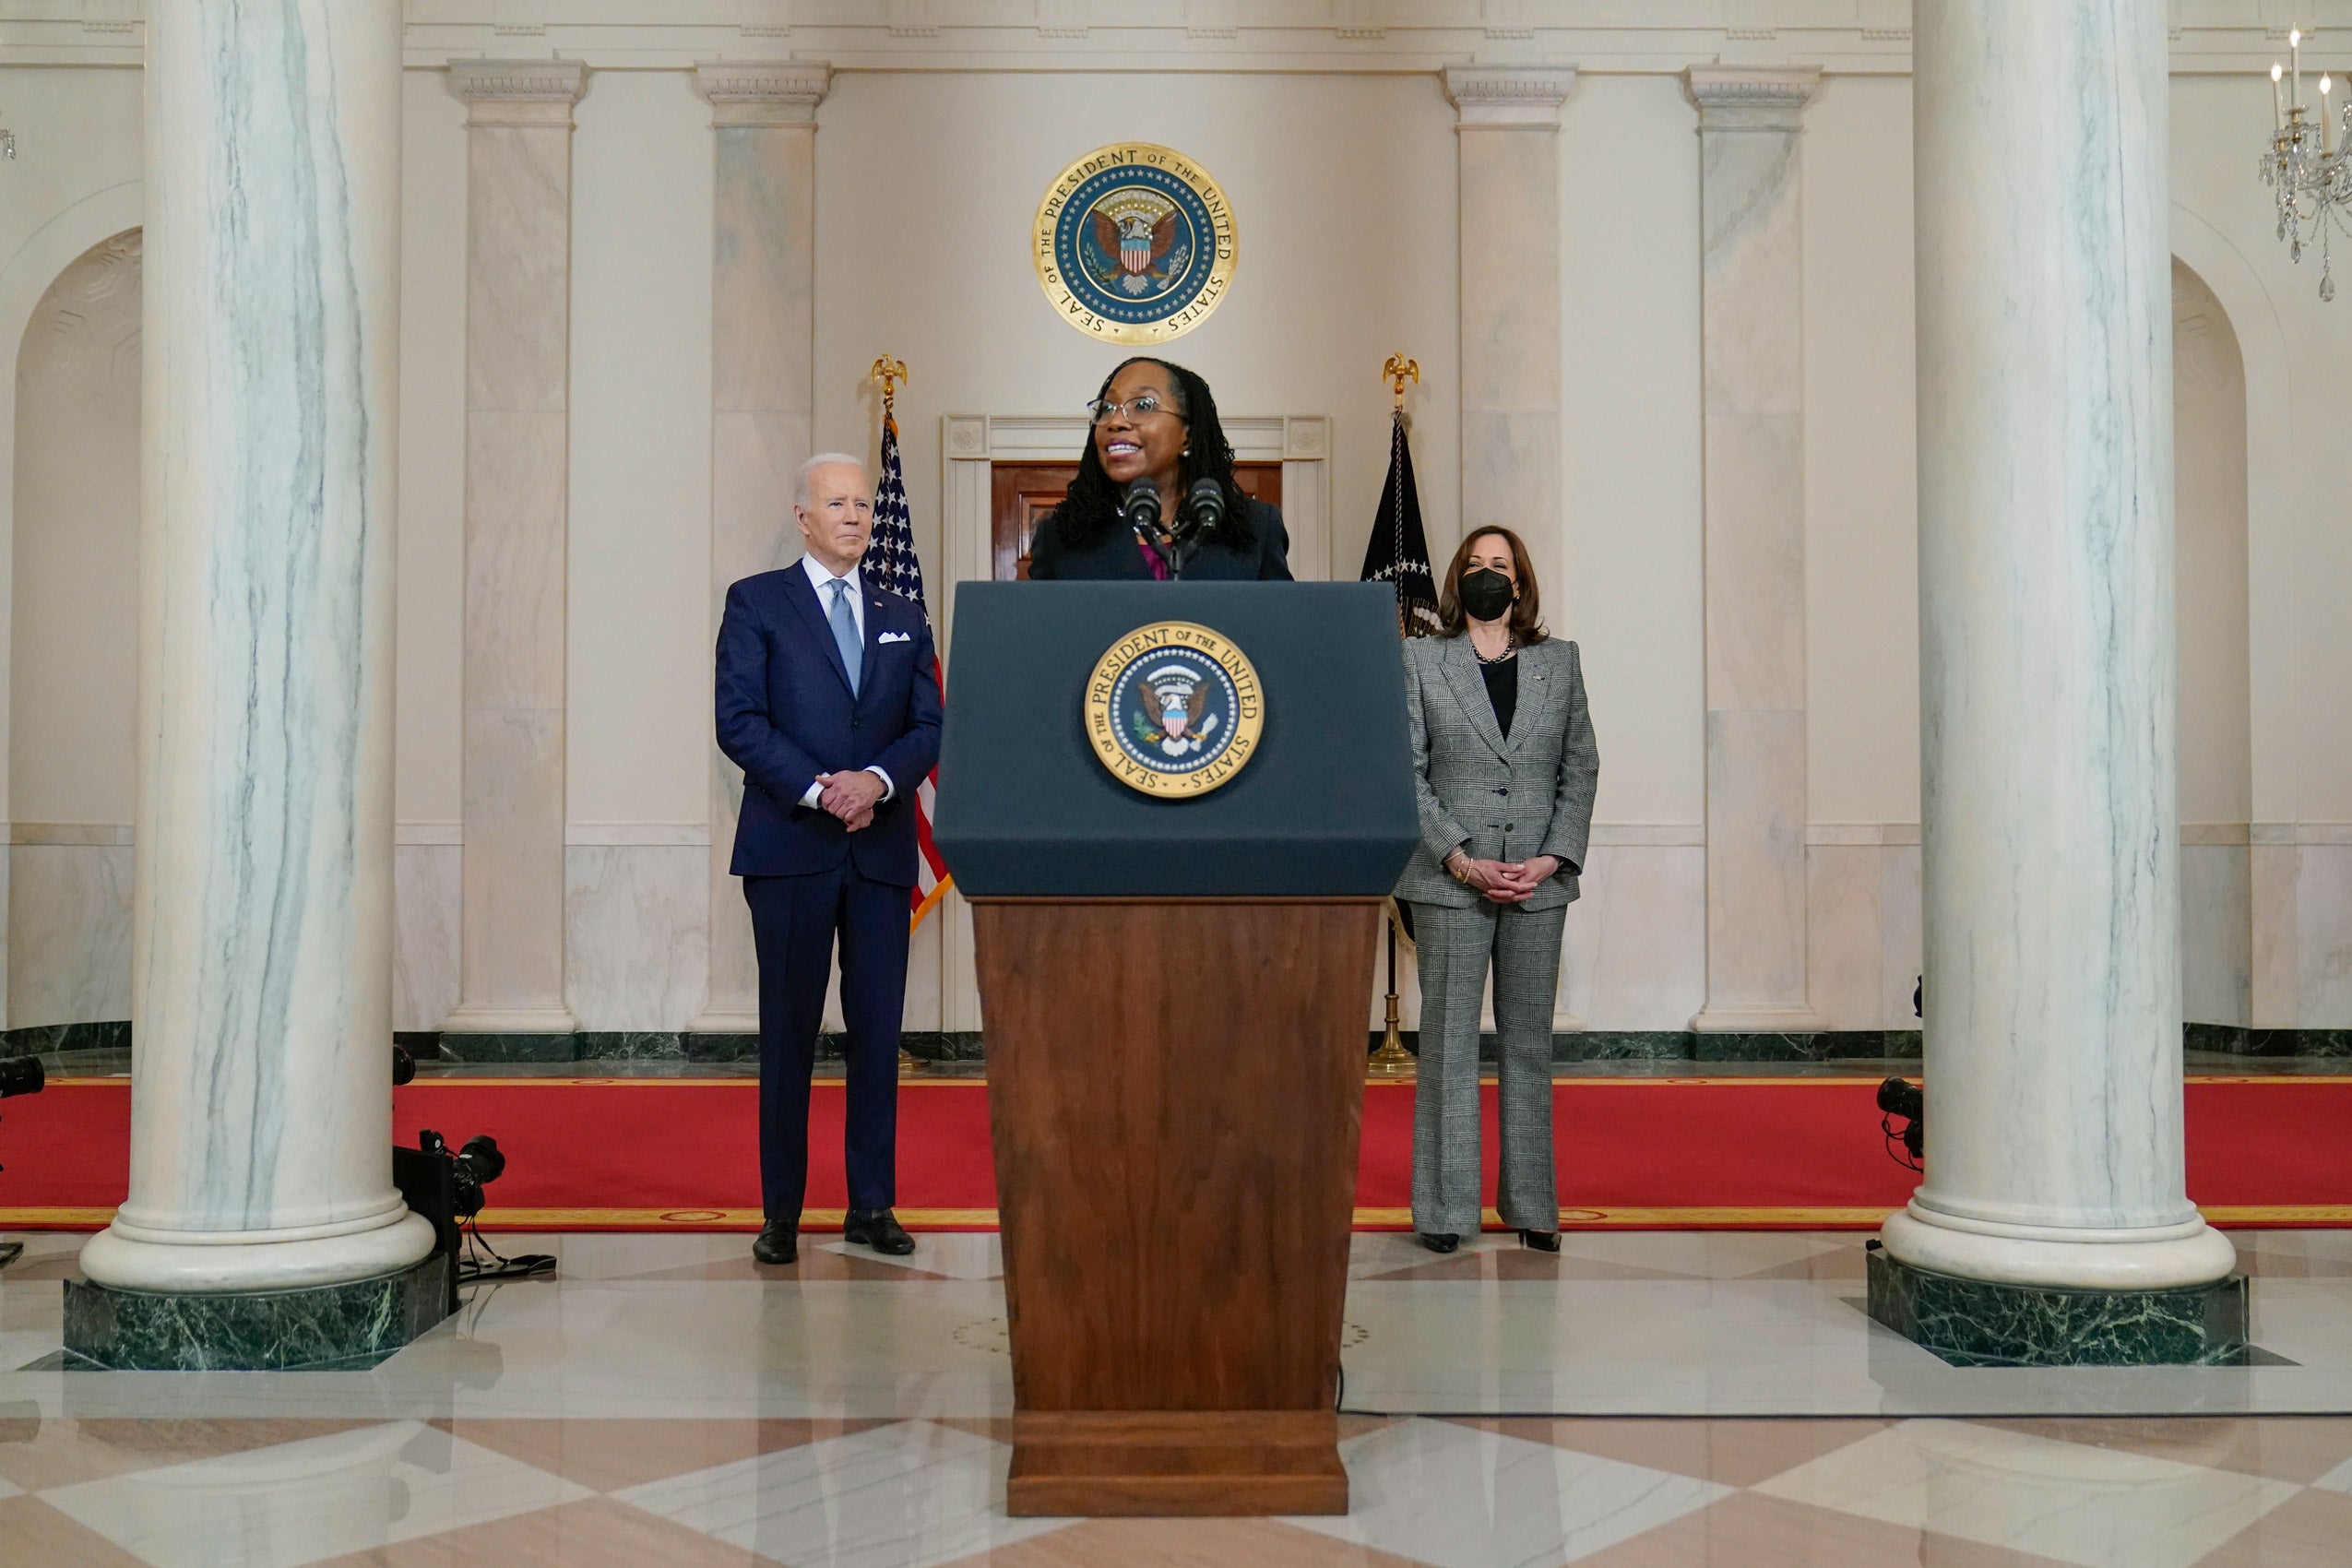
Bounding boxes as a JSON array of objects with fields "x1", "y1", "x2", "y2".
[{"x1": 870, "y1": 408, "x2": 952, "y2": 930}]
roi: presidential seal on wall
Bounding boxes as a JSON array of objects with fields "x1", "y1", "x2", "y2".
[
  {"x1": 1084, "y1": 621, "x2": 1264, "y2": 797},
  {"x1": 1034, "y1": 143, "x2": 1238, "y2": 345}
]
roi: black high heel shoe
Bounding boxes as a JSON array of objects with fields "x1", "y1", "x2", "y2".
[
  {"x1": 1518, "y1": 1229, "x2": 1561, "y2": 1253},
  {"x1": 1418, "y1": 1232, "x2": 1459, "y2": 1253}
]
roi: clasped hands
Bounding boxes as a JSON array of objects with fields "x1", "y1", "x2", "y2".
[
  {"x1": 814, "y1": 769, "x2": 885, "y2": 833},
  {"x1": 1446, "y1": 849, "x2": 1560, "y2": 905}
]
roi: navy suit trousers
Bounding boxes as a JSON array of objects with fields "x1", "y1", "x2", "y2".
[{"x1": 743, "y1": 865, "x2": 907, "y2": 1220}]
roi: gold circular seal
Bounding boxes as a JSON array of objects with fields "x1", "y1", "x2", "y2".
[
  {"x1": 1084, "y1": 621, "x2": 1265, "y2": 797},
  {"x1": 1033, "y1": 142, "x2": 1238, "y2": 346}
]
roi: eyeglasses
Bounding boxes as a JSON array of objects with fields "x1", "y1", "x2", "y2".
[{"x1": 1087, "y1": 393, "x2": 1184, "y2": 426}]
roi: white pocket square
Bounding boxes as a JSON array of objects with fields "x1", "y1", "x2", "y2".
[{"x1": 877, "y1": 631, "x2": 912, "y2": 644}]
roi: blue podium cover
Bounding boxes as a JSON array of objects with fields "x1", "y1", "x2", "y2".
[{"x1": 933, "y1": 582, "x2": 1419, "y2": 897}]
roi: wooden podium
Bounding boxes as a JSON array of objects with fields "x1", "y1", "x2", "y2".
[{"x1": 935, "y1": 582, "x2": 1419, "y2": 1518}]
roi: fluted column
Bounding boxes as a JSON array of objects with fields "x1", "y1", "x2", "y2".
[
  {"x1": 77, "y1": 0, "x2": 433, "y2": 1294},
  {"x1": 688, "y1": 62, "x2": 829, "y2": 1036},
  {"x1": 1444, "y1": 65, "x2": 1574, "y2": 552},
  {"x1": 1882, "y1": 0, "x2": 2236, "y2": 1296},
  {"x1": 443, "y1": 61, "x2": 588, "y2": 1037},
  {"x1": 1686, "y1": 66, "x2": 1824, "y2": 1035}
]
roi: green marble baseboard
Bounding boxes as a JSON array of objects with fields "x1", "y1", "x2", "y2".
[
  {"x1": 1865, "y1": 1243, "x2": 2250, "y2": 1367},
  {"x1": 62, "y1": 1253, "x2": 452, "y2": 1372}
]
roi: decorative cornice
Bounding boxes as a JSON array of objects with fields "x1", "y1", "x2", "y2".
[
  {"x1": 694, "y1": 60, "x2": 830, "y2": 126},
  {"x1": 1443, "y1": 63, "x2": 1576, "y2": 129},
  {"x1": 1682, "y1": 65, "x2": 1820, "y2": 131},
  {"x1": 446, "y1": 58, "x2": 588, "y2": 127}
]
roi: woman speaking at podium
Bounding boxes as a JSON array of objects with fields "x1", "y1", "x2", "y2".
[
  {"x1": 1026, "y1": 357, "x2": 1292, "y2": 581},
  {"x1": 1394, "y1": 529, "x2": 1598, "y2": 1254}
]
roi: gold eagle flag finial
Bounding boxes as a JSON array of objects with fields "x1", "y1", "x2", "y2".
[
  {"x1": 1383, "y1": 353, "x2": 1419, "y2": 410},
  {"x1": 870, "y1": 355, "x2": 910, "y2": 414}
]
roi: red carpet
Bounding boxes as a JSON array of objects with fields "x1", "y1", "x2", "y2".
[{"x1": 3, "y1": 1075, "x2": 2346, "y2": 1231}]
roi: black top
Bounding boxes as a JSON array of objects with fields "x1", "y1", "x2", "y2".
[
  {"x1": 1479, "y1": 654, "x2": 1518, "y2": 739},
  {"x1": 1026, "y1": 497, "x2": 1295, "y2": 581}
]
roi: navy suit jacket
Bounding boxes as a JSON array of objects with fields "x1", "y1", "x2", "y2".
[
  {"x1": 1025, "y1": 498, "x2": 1293, "y2": 580},
  {"x1": 715, "y1": 565, "x2": 944, "y2": 885}
]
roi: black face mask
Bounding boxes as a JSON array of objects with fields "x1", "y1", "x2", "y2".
[{"x1": 1458, "y1": 567, "x2": 1515, "y2": 624}]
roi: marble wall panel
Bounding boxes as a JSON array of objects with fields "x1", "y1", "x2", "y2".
[
  {"x1": 2297, "y1": 844, "x2": 2352, "y2": 1027},
  {"x1": 1805, "y1": 845, "x2": 1882, "y2": 1028},
  {"x1": 462, "y1": 410, "x2": 570, "y2": 711},
  {"x1": 457, "y1": 706, "x2": 567, "y2": 1014},
  {"x1": 565, "y1": 845, "x2": 708, "y2": 1031},
  {"x1": 2251, "y1": 843, "x2": 2299, "y2": 1028},
  {"x1": 1880, "y1": 842, "x2": 1924, "y2": 1028},
  {"x1": 2180, "y1": 843, "x2": 2251, "y2": 1027},
  {"x1": 6, "y1": 844, "x2": 133, "y2": 1028},
  {"x1": 464, "y1": 124, "x2": 573, "y2": 414},
  {"x1": 1701, "y1": 708, "x2": 1808, "y2": 1014},
  {"x1": 392, "y1": 844, "x2": 460, "y2": 1034},
  {"x1": 1701, "y1": 413, "x2": 1807, "y2": 712},
  {"x1": 1556, "y1": 844, "x2": 1706, "y2": 1029}
]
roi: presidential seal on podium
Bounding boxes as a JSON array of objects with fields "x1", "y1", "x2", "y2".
[
  {"x1": 1034, "y1": 142, "x2": 1238, "y2": 345},
  {"x1": 1084, "y1": 621, "x2": 1264, "y2": 797}
]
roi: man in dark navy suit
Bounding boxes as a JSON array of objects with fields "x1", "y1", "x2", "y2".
[{"x1": 715, "y1": 453, "x2": 943, "y2": 1265}]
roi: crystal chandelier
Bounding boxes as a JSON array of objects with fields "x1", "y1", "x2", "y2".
[{"x1": 2263, "y1": 29, "x2": 2352, "y2": 300}]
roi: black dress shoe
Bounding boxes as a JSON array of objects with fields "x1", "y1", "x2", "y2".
[
  {"x1": 1518, "y1": 1229, "x2": 1561, "y2": 1253},
  {"x1": 1418, "y1": 1232, "x2": 1459, "y2": 1253},
  {"x1": 843, "y1": 1207, "x2": 915, "y2": 1256},
  {"x1": 752, "y1": 1219, "x2": 798, "y2": 1265}
]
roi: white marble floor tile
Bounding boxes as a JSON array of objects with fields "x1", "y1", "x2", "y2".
[
  {"x1": 1288, "y1": 1416, "x2": 1728, "y2": 1568},
  {"x1": 2310, "y1": 1449, "x2": 2352, "y2": 1494},
  {"x1": 1751, "y1": 1418, "x2": 2299, "y2": 1568},
  {"x1": 611, "y1": 1418, "x2": 1071, "y2": 1568},
  {"x1": 819, "y1": 1233, "x2": 1004, "y2": 1280},
  {"x1": 0, "y1": 1469, "x2": 20, "y2": 1499},
  {"x1": 39, "y1": 1421, "x2": 592, "y2": 1568}
]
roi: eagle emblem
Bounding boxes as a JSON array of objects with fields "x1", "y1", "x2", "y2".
[
  {"x1": 1127, "y1": 664, "x2": 1223, "y2": 757},
  {"x1": 1086, "y1": 190, "x2": 1189, "y2": 298}
]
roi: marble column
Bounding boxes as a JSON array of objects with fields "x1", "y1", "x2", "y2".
[
  {"x1": 688, "y1": 62, "x2": 829, "y2": 1037},
  {"x1": 1881, "y1": 0, "x2": 2238, "y2": 1305},
  {"x1": 1685, "y1": 66, "x2": 1824, "y2": 1035},
  {"x1": 1444, "y1": 65, "x2": 1574, "y2": 553},
  {"x1": 442, "y1": 61, "x2": 588, "y2": 1038},
  {"x1": 76, "y1": 0, "x2": 435, "y2": 1302}
]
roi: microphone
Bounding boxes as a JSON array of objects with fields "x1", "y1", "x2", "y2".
[
  {"x1": 1121, "y1": 477, "x2": 1163, "y2": 539},
  {"x1": 1181, "y1": 477, "x2": 1226, "y2": 541}
]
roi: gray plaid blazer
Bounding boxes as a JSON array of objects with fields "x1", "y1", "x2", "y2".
[{"x1": 1392, "y1": 633, "x2": 1599, "y2": 910}]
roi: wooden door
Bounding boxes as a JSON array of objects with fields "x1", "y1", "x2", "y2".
[{"x1": 991, "y1": 461, "x2": 1283, "y2": 580}]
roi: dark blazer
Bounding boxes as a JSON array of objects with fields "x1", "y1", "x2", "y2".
[
  {"x1": 1393, "y1": 634, "x2": 1598, "y2": 911},
  {"x1": 1026, "y1": 496, "x2": 1294, "y2": 580},
  {"x1": 715, "y1": 564, "x2": 944, "y2": 885}
]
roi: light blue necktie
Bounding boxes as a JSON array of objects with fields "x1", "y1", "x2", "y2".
[{"x1": 828, "y1": 576, "x2": 862, "y2": 696}]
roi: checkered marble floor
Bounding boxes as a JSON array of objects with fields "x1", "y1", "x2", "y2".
[
  {"x1": 4, "y1": 1229, "x2": 2352, "y2": 1565},
  {"x1": 2, "y1": 1411, "x2": 2350, "y2": 1566}
]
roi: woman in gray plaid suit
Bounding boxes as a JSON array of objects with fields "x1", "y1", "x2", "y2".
[{"x1": 1395, "y1": 527, "x2": 1598, "y2": 1253}]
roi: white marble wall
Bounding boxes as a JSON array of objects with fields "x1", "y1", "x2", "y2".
[
  {"x1": 6, "y1": 835, "x2": 132, "y2": 1028},
  {"x1": 1445, "y1": 65, "x2": 1574, "y2": 559},
  {"x1": 1801, "y1": 833, "x2": 1925, "y2": 1031},
  {"x1": 391, "y1": 839, "x2": 460, "y2": 1034},
  {"x1": 565, "y1": 842, "x2": 709, "y2": 1031},
  {"x1": 1555, "y1": 840, "x2": 1707, "y2": 1030},
  {"x1": 445, "y1": 61, "x2": 588, "y2": 1037},
  {"x1": 688, "y1": 62, "x2": 827, "y2": 1035},
  {"x1": 1687, "y1": 65, "x2": 1823, "y2": 1034}
]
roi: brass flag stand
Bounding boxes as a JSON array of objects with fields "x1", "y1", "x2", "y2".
[{"x1": 1366, "y1": 354, "x2": 1422, "y2": 1080}]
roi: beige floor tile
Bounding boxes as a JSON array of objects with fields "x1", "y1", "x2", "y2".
[
  {"x1": 1972, "y1": 1419, "x2": 2352, "y2": 1486},
  {"x1": 930, "y1": 1516, "x2": 1433, "y2": 1568},
  {"x1": 1368, "y1": 1250, "x2": 1701, "y2": 1284},
  {"x1": 0, "y1": 1417, "x2": 378, "y2": 1491},
  {"x1": 1453, "y1": 1419, "x2": 1893, "y2": 1486},
  {"x1": 1577, "y1": 1492, "x2": 2080, "y2": 1567},
  {"x1": 435, "y1": 1418, "x2": 899, "y2": 1491},
  {"x1": 2191, "y1": 1486, "x2": 2352, "y2": 1566},
  {"x1": 309, "y1": 1496, "x2": 766, "y2": 1567},
  {"x1": 0, "y1": 1494, "x2": 150, "y2": 1568}
]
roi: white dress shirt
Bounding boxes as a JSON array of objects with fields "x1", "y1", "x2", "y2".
[{"x1": 796, "y1": 553, "x2": 895, "y2": 807}]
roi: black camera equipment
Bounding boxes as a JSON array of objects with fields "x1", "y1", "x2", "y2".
[
  {"x1": 0, "y1": 1055, "x2": 43, "y2": 1271},
  {"x1": 1877, "y1": 1075, "x2": 1924, "y2": 1170},
  {"x1": 393, "y1": 1129, "x2": 549, "y2": 1298},
  {"x1": 393, "y1": 1043, "x2": 417, "y2": 1087}
]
